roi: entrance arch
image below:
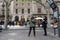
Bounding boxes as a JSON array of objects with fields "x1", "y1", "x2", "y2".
[{"x1": 15, "y1": 16, "x2": 19, "y2": 22}]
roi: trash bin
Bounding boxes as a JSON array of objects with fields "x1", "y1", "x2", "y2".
[{"x1": 0, "y1": 25, "x2": 2, "y2": 32}]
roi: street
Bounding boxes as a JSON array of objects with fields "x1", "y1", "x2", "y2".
[{"x1": 0, "y1": 29, "x2": 60, "y2": 40}]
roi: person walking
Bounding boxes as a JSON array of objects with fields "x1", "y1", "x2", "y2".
[
  {"x1": 42, "y1": 16, "x2": 47, "y2": 36},
  {"x1": 28, "y1": 16, "x2": 36, "y2": 37}
]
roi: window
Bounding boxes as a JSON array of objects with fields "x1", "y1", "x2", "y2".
[
  {"x1": 22, "y1": 3, "x2": 24, "y2": 7},
  {"x1": 16, "y1": 3, "x2": 18, "y2": 9},
  {"x1": 2, "y1": 3, "x2": 5, "y2": 8},
  {"x1": 22, "y1": 9, "x2": 24, "y2": 14},
  {"x1": 28, "y1": 9, "x2": 30, "y2": 14},
  {"x1": 16, "y1": 9, "x2": 18, "y2": 14},
  {"x1": 2, "y1": 9, "x2": 5, "y2": 17},
  {"x1": 27, "y1": 3, "x2": 30, "y2": 6},
  {"x1": 38, "y1": 8, "x2": 41, "y2": 13},
  {"x1": 2, "y1": 9, "x2": 5, "y2": 15}
]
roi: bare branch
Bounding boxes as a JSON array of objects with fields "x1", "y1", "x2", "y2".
[{"x1": 34, "y1": 0, "x2": 46, "y2": 8}]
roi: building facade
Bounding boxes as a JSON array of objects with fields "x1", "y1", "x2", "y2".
[
  {"x1": 0, "y1": 0, "x2": 60, "y2": 22},
  {"x1": 12, "y1": 0, "x2": 47, "y2": 21},
  {"x1": 0, "y1": 0, "x2": 6, "y2": 20}
]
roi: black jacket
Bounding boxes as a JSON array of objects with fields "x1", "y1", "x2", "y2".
[{"x1": 42, "y1": 19, "x2": 47, "y2": 28}]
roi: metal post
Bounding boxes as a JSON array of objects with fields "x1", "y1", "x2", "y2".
[
  {"x1": 57, "y1": 7, "x2": 60, "y2": 37},
  {"x1": 53, "y1": 7, "x2": 60, "y2": 37}
]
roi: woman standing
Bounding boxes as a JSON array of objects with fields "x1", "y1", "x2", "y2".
[
  {"x1": 42, "y1": 16, "x2": 47, "y2": 36},
  {"x1": 28, "y1": 16, "x2": 36, "y2": 37}
]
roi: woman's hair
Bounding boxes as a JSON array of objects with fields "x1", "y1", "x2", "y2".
[{"x1": 31, "y1": 16, "x2": 34, "y2": 20}]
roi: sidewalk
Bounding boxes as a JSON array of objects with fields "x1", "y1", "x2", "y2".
[{"x1": 0, "y1": 29, "x2": 60, "y2": 40}]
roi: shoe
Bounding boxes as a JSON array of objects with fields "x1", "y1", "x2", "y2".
[
  {"x1": 28, "y1": 35, "x2": 30, "y2": 37},
  {"x1": 34, "y1": 35, "x2": 36, "y2": 37},
  {"x1": 43, "y1": 34, "x2": 47, "y2": 36}
]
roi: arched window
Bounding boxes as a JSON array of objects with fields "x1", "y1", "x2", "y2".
[{"x1": 15, "y1": 16, "x2": 19, "y2": 21}]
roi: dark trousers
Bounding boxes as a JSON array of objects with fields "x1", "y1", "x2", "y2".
[
  {"x1": 43, "y1": 28, "x2": 47, "y2": 35},
  {"x1": 28, "y1": 27, "x2": 35, "y2": 36},
  {"x1": 38, "y1": 24, "x2": 40, "y2": 27}
]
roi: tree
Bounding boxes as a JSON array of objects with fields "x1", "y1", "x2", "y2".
[{"x1": 4, "y1": 0, "x2": 13, "y2": 29}]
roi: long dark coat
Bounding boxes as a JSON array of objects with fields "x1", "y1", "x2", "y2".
[{"x1": 42, "y1": 19, "x2": 47, "y2": 28}]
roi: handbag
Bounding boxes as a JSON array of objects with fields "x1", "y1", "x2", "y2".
[{"x1": 53, "y1": 23, "x2": 58, "y2": 28}]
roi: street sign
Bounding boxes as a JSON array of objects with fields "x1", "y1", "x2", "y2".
[
  {"x1": 47, "y1": 0, "x2": 54, "y2": 4},
  {"x1": 47, "y1": 0, "x2": 57, "y2": 10},
  {"x1": 50, "y1": 3, "x2": 57, "y2": 10},
  {"x1": 54, "y1": 11, "x2": 58, "y2": 18}
]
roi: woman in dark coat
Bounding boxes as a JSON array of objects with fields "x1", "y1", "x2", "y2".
[{"x1": 42, "y1": 16, "x2": 47, "y2": 36}]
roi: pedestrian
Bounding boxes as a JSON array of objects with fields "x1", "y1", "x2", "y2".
[
  {"x1": 28, "y1": 16, "x2": 36, "y2": 37},
  {"x1": 38, "y1": 19, "x2": 40, "y2": 27},
  {"x1": 42, "y1": 16, "x2": 47, "y2": 36}
]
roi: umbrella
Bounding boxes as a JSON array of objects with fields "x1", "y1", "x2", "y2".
[{"x1": 35, "y1": 17, "x2": 43, "y2": 20}]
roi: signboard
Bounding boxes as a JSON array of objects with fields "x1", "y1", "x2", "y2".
[
  {"x1": 47, "y1": 0, "x2": 57, "y2": 10},
  {"x1": 50, "y1": 3, "x2": 57, "y2": 9},
  {"x1": 47, "y1": 0, "x2": 54, "y2": 4},
  {"x1": 54, "y1": 11, "x2": 58, "y2": 18}
]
